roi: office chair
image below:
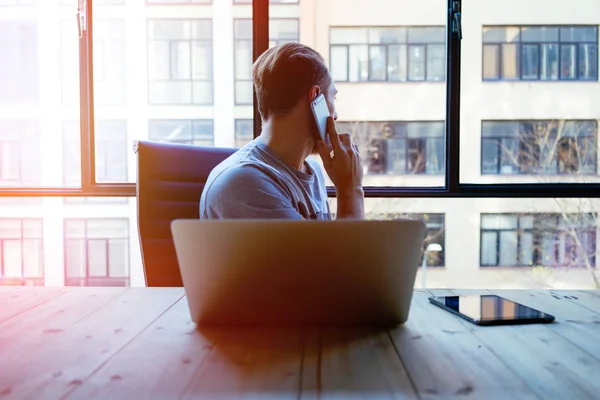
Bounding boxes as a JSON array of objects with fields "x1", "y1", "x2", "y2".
[{"x1": 134, "y1": 140, "x2": 236, "y2": 287}]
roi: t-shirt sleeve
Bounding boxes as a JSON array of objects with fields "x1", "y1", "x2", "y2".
[{"x1": 201, "y1": 163, "x2": 304, "y2": 220}]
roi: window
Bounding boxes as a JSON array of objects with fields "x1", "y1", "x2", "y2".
[
  {"x1": 64, "y1": 219, "x2": 130, "y2": 287},
  {"x1": 234, "y1": 18, "x2": 300, "y2": 104},
  {"x1": 61, "y1": 19, "x2": 126, "y2": 105},
  {"x1": 63, "y1": 120, "x2": 129, "y2": 186},
  {"x1": 481, "y1": 213, "x2": 596, "y2": 268},
  {"x1": 336, "y1": 121, "x2": 445, "y2": 175},
  {"x1": 0, "y1": 121, "x2": 41, "y2": 187},
  {"x1": 481, "y1": 120, "x2": 597, "y2": 175},
  {"x1": 235, "y1": 119, "x2": 253, "y2": 148},
  {"x1": 482, "y1": 26, "x2": 598, "y2": 81},
  {"x1": 149, "y1": 120, "x2": 214, "y2": 145},
  {"x1": 0, "y1": 20, "x2": 38, "y2": 105},
  {"x1": 0, "y1": 219, "x2": 43, "y2": 286},
  {"x1": 147, "y1": 19, "x2": 213, "y2": 105},
  {"x1": 330, "y1": 26, "x2": 445, "y2": 82}
]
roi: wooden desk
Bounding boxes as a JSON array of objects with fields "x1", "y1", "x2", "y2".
[{"x1": 1, "y1": 287, "x2": 599, "y2": 399}]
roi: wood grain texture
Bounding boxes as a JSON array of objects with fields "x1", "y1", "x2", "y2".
[
  {"x1": 389, "y1": 291, "x2": 539, "y2": 400},
  {"x1": 0, "y1": 287, "x2": 183, "y2": 400},
  {"x1": 1, "y1": 288, "x2": 600, "y2": 400},
  {"x1": 437, "y1": 289, "x2": 600, "y2": 400},
  {"x1": 301, "y1": 327, "x2": 418, "y2": 399},
  {"x1": 180, "y1": 327, "x2": 303, "y2": 400},
  {"x1": 0, "y1": 287, "x2": 72, "y2": 324},
  {"x1": 66, "y1": 297, "x2": 214, "y2": 400}
]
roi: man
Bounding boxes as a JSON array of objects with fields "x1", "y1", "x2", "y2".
[{"x1": 200, "y1": 42, "x2": 364, "y2": 220}]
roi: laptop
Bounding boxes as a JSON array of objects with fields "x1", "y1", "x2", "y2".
[{"x1": 170, "y1": 219, "x2": 426, "y2": 327}]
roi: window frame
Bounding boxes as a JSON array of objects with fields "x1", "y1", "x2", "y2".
[{"x1": 1, "y1": 0, "x2": 599, "y2": 200}]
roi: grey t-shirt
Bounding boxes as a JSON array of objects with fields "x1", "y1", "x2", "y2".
[{"x1": 199, "y1": 140, "x2": 331, "y2": 220}]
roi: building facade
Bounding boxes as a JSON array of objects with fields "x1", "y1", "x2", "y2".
[{"x1": 0, "y1": 0, "x2": 599, "y2": 289}]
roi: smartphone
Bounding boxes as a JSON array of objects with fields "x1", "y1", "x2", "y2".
[
  {"x1": 428, "y1": 294, "x2": 555, "y2": 326},
  {"x1": 310, "y1": 93, "x2": 331, "y2": 144}
]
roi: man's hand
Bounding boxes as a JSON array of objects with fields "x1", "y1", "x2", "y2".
[
  {"x1": 317, "y1": 116, "x2": 364, "y2": 192},
  {"x1": 317, "y1": 116, "x2": 365, "y2": 219}
]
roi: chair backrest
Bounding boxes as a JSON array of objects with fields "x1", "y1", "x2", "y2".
[{"x1": 134, "y1": 140, "x2": 236, "y2": 287}]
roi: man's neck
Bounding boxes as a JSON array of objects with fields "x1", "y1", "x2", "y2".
[{"x1": 258, "y1": 118, "x2": 314, "y2": 172}]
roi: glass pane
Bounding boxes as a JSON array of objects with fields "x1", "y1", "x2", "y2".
[
  {"x1": 330, "y1": 46, "x2": 349, "y2": 81},
  {"x1": 579, "y1": 43, "x2": 598, "y2": 80},
  {"x1": 465, "y1": 15, "x2": 600, "y2": 184},
  {"x1": 108, "y1": 239, "x2": 129, "y2": 278},
  {"x1": 408, "y1": 45, "x2": 426, "y2": 81},
  {"x1": 3, "y1": 240, "x2": 22, "y2": 278},
  {"x1": 540, "y1": 44, "x2": 559, "y2": 80},
  {"x1": 521, "y1": 44, "x2": 539, "y2": 79},
  {"x1": 88, "y1": 240, "x2": 108, "y2": 277},
  {"x1": 501, "y1": 43, "x2": 519, "y2": 79},
  {"x1": 560, "y1": 44, "x2": 577, "y2": 79},
  {"x1": 22, "y1": 238, "x2": 43, "y2": 278},
  {"x1": 330, "y1": 27, "x2": 368, "y2": 45},
  {"x1": 388, "y1": 45, "x2": 407, "y2": 81},
  {"x1": 369, "y1": 27, "x2": 406, "y2": 44},
  {"x1": 521, "y1": 27, "x2": 559, "y2": 42},
  {"x1": 1, "y1": 15, "x2": 68, "y2": 188},
  {"x1": 369, "y1": 46, "x2": 387, "y2": 81},
  {"x1": 482, "y1": 27, "x2": 520, "y2": 43},
  {"x1": 483, "y1": 45, "x2": 500, "y2": 79},
  {"x1": 348, "y1": 45, "x2": 369, "y2": 82}
]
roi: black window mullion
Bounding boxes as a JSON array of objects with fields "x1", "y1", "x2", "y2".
[
  {"x1": 445, "y1": 0, "x2": 461, "y2": 192},
  {"x1": 252, "y1": 0, "x2": 269, "y2": 139}
]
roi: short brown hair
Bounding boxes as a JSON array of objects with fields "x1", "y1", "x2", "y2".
[{"x1": 252, "y1": 42, "x2": 331, "y2": 120}]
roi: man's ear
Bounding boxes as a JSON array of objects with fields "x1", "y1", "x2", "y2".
[{"x1": 308, "y1": 85, "x2": 322, "y2": 102}]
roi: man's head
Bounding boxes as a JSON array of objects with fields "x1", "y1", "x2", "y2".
[{"x1": 252, "y1": 42, "x2": 337, "y2": 144}]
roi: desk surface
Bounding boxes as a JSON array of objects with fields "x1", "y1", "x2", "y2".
[{"x1": 1, "y1": 287, "x2": 599, "y2": 399}]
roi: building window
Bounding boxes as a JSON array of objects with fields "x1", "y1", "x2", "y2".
[
  {"x1": 480, "y1": 213, "x2": 596, "y2": 268},
  {"x1": 234, "y1": 18, "x2": 299, "y2": 104},
  {"x1": 368, "y1": 213, "x2": 445, "y2": 267},
  {"x1": 336, "y1": 121, "x2": 444, "y2": 175},
  {"x1": 0, "y1": 21, "x2": 38, "y2": 105},
  {"x1": 0, "y1": 219, "x2": 43, "y2": 286},
  {"x1": 482, "y1": 26, "x2": 598, "y2": 81},
  {"x1": 61, "y1": 19, "x2": 126, "y2": 105},
  {"x1": 64, "y1": 219, "x2": 130, "y2": 287},
  {"x1": 147, "y1": 19, "x2": 213, "y2": 105},
  {"x1": 63, "y1": 120, "x2": 128, "y2": 203},
  {"x1": 330, "y1": 26, "x2": 445, "y2": 82},
  {"x1": 0, "y1": 121, "x2": 41, "y2": 187},
  {"x1": 149, "y1": 119, "x2": 214, "y2": 145},
  {"x1": 235, "y1": 119, "x2": 253, "y2": 148},
  {"x1": 481, "y1": 120, "x2": 597, "y2": 175}
]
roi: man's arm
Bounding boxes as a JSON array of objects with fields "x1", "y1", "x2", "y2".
[
  {"x1": 201, "y1": 164, "x2": 304, "y2": 220},
  {"x1": 317, "y1": 117, "x2": 365, "y2": 220}
]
